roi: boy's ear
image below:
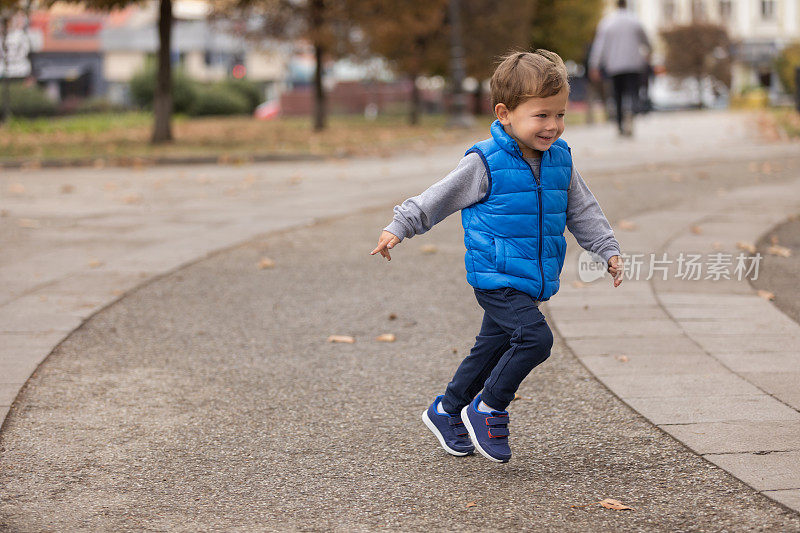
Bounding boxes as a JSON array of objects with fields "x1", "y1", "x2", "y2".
[{"x1": 495, "y1": 103, "x2": 511, "y2": 125}]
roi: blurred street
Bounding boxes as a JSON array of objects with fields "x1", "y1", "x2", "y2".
[{"x1": 1, "y1": 110, "x2": 800, "y2": 530}]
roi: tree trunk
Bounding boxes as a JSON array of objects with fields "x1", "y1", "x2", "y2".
[
  {"x1": 409, "y1": 74, "x2": 420, "y2": 126},
  {"x1": 151, "y1": 0, "x2": 173, "y2": 144},
  {"x1": 1, "y1": 16, "x2": 10, "y2": 125},
  {"x1": 695, "y1": 74, "x2": 704, "y2": 109},
  {"x1": 313, "y1": 41, "x2": 325, "y2": 131},
  {"x1": 311, "y1": 0, "x2": 325, "y2": 132}
]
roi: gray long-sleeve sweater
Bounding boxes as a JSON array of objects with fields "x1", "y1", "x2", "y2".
[{"x1": 384, "y1": 152, "x2": 621, "y2": 263}]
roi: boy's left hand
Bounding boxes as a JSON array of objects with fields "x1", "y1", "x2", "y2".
[{"x1": 608, "y1": 255, "x2": 624, "y2": 287}]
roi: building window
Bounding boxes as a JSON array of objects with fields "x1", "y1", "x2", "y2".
[
  {"x1": 760, "y1": 0, "x2": 776, "y2": 19},
  {"x1": 663, "y1": 0, "x2": 676, "y2": 22},
  {"x1": 719, "y1": 0, "x2": 733, "y2": 20}
]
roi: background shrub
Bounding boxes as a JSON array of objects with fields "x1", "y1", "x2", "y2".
[
  {"x1": 1, "y1": 83, "x2": 57, "y2": 117},
  {"x1": 775, "y1": 42, "x2": 800, "y2": 95},
  {"x1": 220, "y1": 78, "x2": 263, "y2": 112},
  {"x1": 189, "y1": 85, "x2": 250, "y2": 116},
  {"x1": 129, "y1": 66, "x2": 198, "y2": 114}
]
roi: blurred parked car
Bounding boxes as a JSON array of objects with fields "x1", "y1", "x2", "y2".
[{"x1": 649, "y1": 74, "x2": 729, "y2": 110}]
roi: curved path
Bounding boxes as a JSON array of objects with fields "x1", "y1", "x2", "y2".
[
  {"x1": 549, "y1": 177, "x2": 800, "y2": 512},
  {"x1": 2, "y1": 112, "x2": 800, "y2": 530}
]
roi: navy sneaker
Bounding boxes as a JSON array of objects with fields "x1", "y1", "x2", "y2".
[
  {"x1": 461, "y1": 395, "x2": 511, "y2": 463},
  {"x1": 421, "y1": 395, "x2": 474, "y2": 456}
]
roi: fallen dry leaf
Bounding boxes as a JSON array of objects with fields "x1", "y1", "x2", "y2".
[
  {"x1": 17, "y1": 218, "x2": 40, "y2": 228},
  {"x1": 466, "y1": 501, "x2": 477, "y2": 508},
  {"x1": 289, "y1": 174, "x2": 304, "y2": 185},
  {"x1": 690, "y1": 225, "x2": 703, "y2": 235},
  {"x1": 757, "y1": 290, "x2": 775, "y2": 301},
  {"x1": 88, "y1": 259, "x2": 103, "y2": 268},
  {"x1": 258, "y1": 257, "x2": 276, "y2": 269},
  {"x1": 769, "y1": 234, "x2": 779, "y2": 245},
  {"x1": 599, "y1": 498, "x2": 633, "y2": 510},
  {"x1": 327, "y1": 335, "x2": 355, "y2": 344},
  {"x1": 122, "y1": 194, "x2": 142, "y2": 204},
  {"x1": 388, "y1": 313, "x2": 398, "y2": 320},
  {"x1": 711, "y1": 242, "x2": 723, "y2": 251},
  {"x1": 617, "y1": 219, "x2": 637, "y2": 231},
  {"x1": 60, "y1": 184, "x2": 75, "y2": 194},
  {"x1": 452, "y1": 347, "x2": 458, "y2": 354},
  {"x1": 736, "y1": 241, "x2": 757, "y2": 254},
  {"x1": 376, "y1": 333, "x2": 396, "y2": 342},
  {"x1": 104, "y1": 181, "x2": 118, "y2": 191},
  {"x1": 697, "y1": 170, "x2": 710, "y2": 180},
  {"x1": 767, "y1": 245, "x2": 791, "y2": 258},
  {"x1": 8, "y1": 183, "x2": 25, "y2": 194},
  {"x1": 615, "y1": 355, "x2": 629, "y2": 363},
  {"x1": 420, "y1": 244, "x2": 438, "y2": 254},
  {"x1": 571, "y1": 280, "x2": 586, "y2": 288}
]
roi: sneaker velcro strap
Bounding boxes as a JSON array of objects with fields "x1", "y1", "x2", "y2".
[
  {"x1": 448, "y1": 417, "x2": 464, "y2": 426},
  {"x1": 488, "y1": 427, "x2": 510, "y2": 438},
  {"x1": 485, "y1": 416, "x2": 509, "y2": 426}
]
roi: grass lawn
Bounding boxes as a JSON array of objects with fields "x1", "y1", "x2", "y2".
[
  {"x1": 759, "y1": 107, "x2": 800, "y2": 141},
  {"x1": 0, "y1": 110, "x2": 591, "y2": 164},
  {"x1": 0, "y1": 112, "x2": 491, "y2": 163}
]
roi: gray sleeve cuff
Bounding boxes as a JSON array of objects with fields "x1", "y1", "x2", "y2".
[
  {"x1": 383, "y1": 220, "x2": 410, "y2": 242},
  {"x1": 597, "y1": 247, "x2": 622, "y2": 263}
]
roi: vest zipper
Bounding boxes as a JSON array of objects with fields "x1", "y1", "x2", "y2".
[{"x1": 522, "y1": 156, "x2": 546, "y2": 301}]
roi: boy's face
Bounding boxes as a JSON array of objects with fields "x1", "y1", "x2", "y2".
[{"x1": 495, "y1": 89, "x2": 568, "y2": 157}]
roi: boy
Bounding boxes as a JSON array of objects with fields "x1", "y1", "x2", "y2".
[{"x1": 371, "y1": 50, "x2": 624, "y2": 463}]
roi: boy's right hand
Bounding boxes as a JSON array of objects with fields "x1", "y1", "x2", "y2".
[{"x1": 371, "y1": 231, "x2": 401, "y2": 261}]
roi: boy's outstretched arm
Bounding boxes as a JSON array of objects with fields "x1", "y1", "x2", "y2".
[
  {"x1": 371, "y1": 231, "x2": 401, "y2": 261},
  {"x1": 370, "y1": 153, "x2": 487, "y2": 262},
  {"x1": 565, "y1": 166, "x2": 624, "y2": 287}
]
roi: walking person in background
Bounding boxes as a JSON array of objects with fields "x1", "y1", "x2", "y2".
[{"x1": 589, "y1": 0, "x2": 651, "y2": 137}]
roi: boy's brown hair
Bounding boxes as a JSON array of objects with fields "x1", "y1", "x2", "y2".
[{"x1": 491, "y1": 49, "x2": 570, "y2": 111}]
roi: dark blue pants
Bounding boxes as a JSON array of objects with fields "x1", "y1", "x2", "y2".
[{"x1": 440, "y1": 288, "x2": 554, "y2": 413}]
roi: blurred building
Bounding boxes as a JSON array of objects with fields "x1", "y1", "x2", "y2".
[
  {"x1": 608, "y1": 0, "x2": 800, "y2": 95},
  {"x1": 28, "y1": 4, "x2": 107, "y2": 104},
  {"x1": 10, "y1": 0, "x2": 288, "y2": 107},
  {"x1": 101, "y1": 0, "x2": 289, "y2": 105}
]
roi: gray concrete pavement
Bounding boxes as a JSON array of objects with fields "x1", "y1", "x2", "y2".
[
  {"x1": 2, "y1": 110, "x2": 800, "y2": 529},
  {"x1": 1, "y1": 209, "x2": 800, "y2": 532}
]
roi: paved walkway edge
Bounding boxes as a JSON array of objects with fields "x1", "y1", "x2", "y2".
[
  {"x1": 0, "y1": 213, "x2": 331, "y2": 431},
  {"x1": 0, "y1": 152, "x2": 325, "y2": 171},
  {"x1": 546, "y1": 177, "x2": 800, "y2": 514}
]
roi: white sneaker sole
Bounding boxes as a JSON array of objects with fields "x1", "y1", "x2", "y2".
[
  {"x1": 421, "y1": 410, "x2": 472, "y2": 457},
  {"x1": 460, "y1": 404, "x2": 507, "y2": 463}
]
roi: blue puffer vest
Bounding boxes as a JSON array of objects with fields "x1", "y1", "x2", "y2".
[{"x1": 462, "y1": 120, "x2": 572, "y2": 301}]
